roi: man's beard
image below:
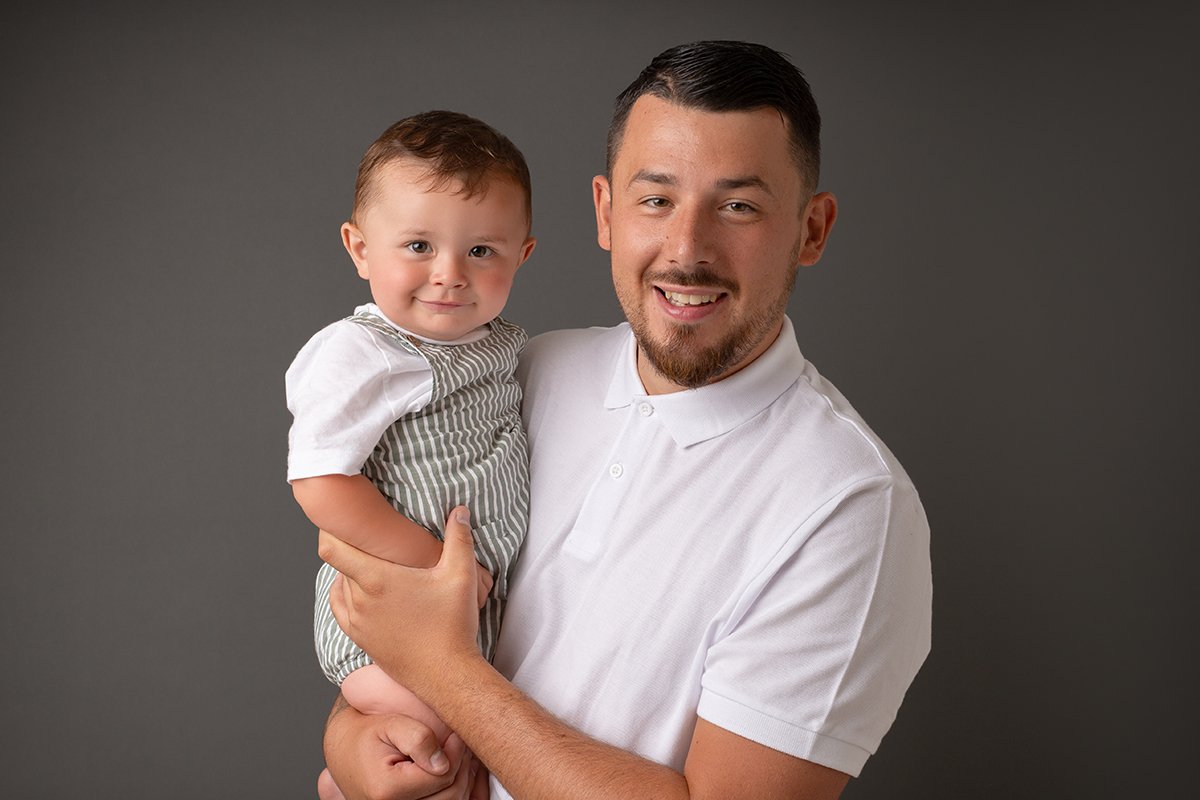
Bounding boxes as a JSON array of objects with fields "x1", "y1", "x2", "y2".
[{"x1": 619, "y1": 265, "x2": 797, "y2": 389}]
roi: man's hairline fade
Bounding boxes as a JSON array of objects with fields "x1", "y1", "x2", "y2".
[{"x1": 604, "y1": 41, "x2": 822, "y2": 197}]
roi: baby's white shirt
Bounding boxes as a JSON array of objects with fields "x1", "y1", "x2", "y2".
[{"x1": 285, "y1": 303, "x2": 489, "y2": 481}]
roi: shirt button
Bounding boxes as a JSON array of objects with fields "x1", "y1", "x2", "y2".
[
  {"x1": 609, "y1": 463, "x2": 624, "y2": 479},
  {"x1": 638, "y1": 402, "x2": 654, "y2": 417}
]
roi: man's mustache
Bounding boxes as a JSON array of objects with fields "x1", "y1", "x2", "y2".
[{"x1": 646, "y1": 268, "x2": 737, "y2": 294}]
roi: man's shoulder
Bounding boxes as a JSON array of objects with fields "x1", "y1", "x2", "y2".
[
  {"x1": 525, "y1": 323, "x2": 628, "y2": 355},
  {"x1": 774, "y1": 360, "x2": 916, "y2": 491},
  {"x1": 519, "y1": 323, "x2": 629, "y2": 378},
  {"x1": 515, "y1": 324, "x2": 630, "y2": 426}
]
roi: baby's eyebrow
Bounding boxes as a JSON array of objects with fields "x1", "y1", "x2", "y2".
[{"x1": 471, "y1": 233, "x2": 516, "y2": 245}]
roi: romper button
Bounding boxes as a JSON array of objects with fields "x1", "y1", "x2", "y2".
[
  {"x1": 609, "y1": 463, "x2": 624, "y2": 479},
  {"x1": 638, "y1": 402, "x2": 653, "y2": 417}
]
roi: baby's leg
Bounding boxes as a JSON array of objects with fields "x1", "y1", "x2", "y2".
[
  {"x1": 317, "y1": 665, "x2": 453, "y2": 800},
  {"x1": 342, "y1": 663, "x2": 452, "y2": 743},
  {"x1": 317, "y1": 768, "x2": 343, "y2": 800}
]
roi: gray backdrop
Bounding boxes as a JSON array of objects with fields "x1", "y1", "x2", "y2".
[{"x1": 3, "y1": 2, "x2": 1196, "y2": 797}]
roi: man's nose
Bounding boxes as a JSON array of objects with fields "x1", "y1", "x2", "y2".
[{"x1": 665, "y1": 204, "x2": 714, "y2": 267}]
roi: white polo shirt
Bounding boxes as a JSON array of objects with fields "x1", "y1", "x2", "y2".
[{"x1": 491, "y1": 318, "x2": 931, "y2": 795}]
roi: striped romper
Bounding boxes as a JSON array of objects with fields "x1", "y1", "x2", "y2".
[{"x1": 313, "y1": 311, "x2": 530, "y2": 685}]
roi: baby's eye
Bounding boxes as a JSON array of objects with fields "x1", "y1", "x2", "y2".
[
  {"x1": 469, "y1": 245, "x2": 495, "y2": 258},
  {"x1": 407, "y1": 241, "x2": 431, "y2": 254}
]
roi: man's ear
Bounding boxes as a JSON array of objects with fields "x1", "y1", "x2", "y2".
[
  {"x1": 341, "y1": 222, "x2": 370, "y2": 279},
  {"x1": 592, "y1": 175, "x2": 613, "y2": 252},
  {"x1": 797, "y1": 192, "x2": 838, "y2": 267},
  {"x1": 516, "y1": 236, "x2": 537, "y2": 268}
]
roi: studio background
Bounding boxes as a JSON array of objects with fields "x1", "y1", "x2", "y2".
[{"x1": 2, "y1": 2, "x2": 1195, "y2": 797}]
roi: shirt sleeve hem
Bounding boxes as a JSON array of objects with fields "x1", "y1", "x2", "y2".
[
  {"x1": 286, "y1": 453, "x2": 366, "y2": 483},
  {"x1": 696, "y1": 689, "x2": 870, "y2": 777}
]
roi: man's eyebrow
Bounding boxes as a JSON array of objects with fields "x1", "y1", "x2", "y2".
[
  {"x1": 628, "y1": 169, "x2": 675, "y2": 188},
  {"x1": 715, "y1": 175, "x2": 773, "y2": 195},
  {"x1": 626, "y1": 170, "x2": 774, "y2": 196}
]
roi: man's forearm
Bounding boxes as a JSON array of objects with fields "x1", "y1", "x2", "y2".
[
  {"x1": 404, "y1": 649, "x2": 848, "y2": 800},
  {"x1": 421, "y1": 656, "x2": 691, "y2": 800},
  {"x1": 326, "y1": 691, "x2": 350, "y2": 730}
]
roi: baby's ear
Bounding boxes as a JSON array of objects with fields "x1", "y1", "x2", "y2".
[
  {"x1": 341, "y1": 222, "x2": 370, "y2": 279},
  {"x1": 517, "y1": 236, "x2": 537, "y2": 268}
]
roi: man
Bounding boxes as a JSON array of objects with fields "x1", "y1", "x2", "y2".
[{"x1": 320, "y1": 40, "x2": 932, "y2": 800}]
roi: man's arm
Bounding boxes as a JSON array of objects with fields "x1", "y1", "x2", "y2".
[
  {"x1": 320, "y1": 511, "x2": 850, "y2": 800},
  {"x1": 408, "y1": 657, "x2": 849, "y2": 800}
]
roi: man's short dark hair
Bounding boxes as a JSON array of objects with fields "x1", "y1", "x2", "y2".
[{"x1": 606, "y1": 40, "x2": 822, "y2": 193}]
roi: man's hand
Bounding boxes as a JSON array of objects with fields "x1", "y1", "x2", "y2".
[
  {"x1": 320, "y1": 506, "x2": 483, "y2": 691},
  {"x1": 474, "y1": 562, "x2": 493, "y2": 610}
]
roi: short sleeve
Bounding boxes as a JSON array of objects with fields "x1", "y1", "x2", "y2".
[
  {"x1": 285, "y1": 321, "x2": 433, "y2": 482},
  {"x1": 696, "y1": 475, "x2": 932, "y2": 777}
]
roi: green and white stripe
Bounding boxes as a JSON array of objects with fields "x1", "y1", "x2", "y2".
[{"x1": 315, "y1": 314, "x2": 530, "y2": 685}]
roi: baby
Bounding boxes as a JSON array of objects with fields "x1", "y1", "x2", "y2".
[{"x1": 286, "y1": 110, "x2": 535, "y2": 798}]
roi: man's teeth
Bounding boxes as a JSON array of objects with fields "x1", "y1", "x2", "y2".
[{"x1": 663, "y1": 291, "x2": 719, "y2": 306}]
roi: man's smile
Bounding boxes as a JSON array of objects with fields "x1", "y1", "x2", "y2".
[{"x1": 660, "y1": 289, "x2": 722, "y2": 306}]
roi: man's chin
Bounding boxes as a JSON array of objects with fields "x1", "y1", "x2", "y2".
[{"x1": 639, "y1": 334, "x2": 741, "y2": 389}]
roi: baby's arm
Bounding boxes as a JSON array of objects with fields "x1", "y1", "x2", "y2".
[
  {"x1": 294, "y1": 474, "x2": 494, "y2": 605},
  {"x1": 293, "y1": 473, "x2": 442, "y2": 567}
]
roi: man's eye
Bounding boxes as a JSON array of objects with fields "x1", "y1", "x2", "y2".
[
  {"x1": 724, "y1": 201, "x2": 755, "y2": 213},
  {"x1": 407, "y1": 241, "x2": 431, "y2": 254},
  {"x1": 645, "y1": 197, "x2": 669, "y2": 208},
  {"x1": 469, "y1": 245, "x2": 494, "y2": 258}
]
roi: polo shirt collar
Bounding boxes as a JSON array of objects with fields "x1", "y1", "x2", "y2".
[{"x1": 604, "y1": 317, "x2": 807, "y2": 447}]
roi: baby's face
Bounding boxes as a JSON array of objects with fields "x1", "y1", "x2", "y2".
[{"x1": 343, "y1": 159, "x2": 534, "y2": 341}]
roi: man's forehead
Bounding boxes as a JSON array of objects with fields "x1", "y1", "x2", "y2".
[{"x1": 612, "y1": 96, "x2": 797, "y2": 191}]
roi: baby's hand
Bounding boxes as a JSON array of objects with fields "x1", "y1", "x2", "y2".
[{"x1": 474, "y1": 562, "x2": 494, "y2": 609}]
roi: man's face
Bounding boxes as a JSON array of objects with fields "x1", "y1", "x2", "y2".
[{"x1": 593, "y1": 95, "x2": 835, "y2": 393}]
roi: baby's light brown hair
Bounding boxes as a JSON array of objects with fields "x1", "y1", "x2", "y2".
[{"x1": 351, "y1": 110, "x2": 532, "y2": 228}]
